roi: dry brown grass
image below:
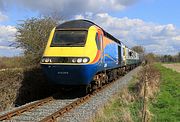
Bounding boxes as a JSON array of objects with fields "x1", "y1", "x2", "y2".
[
  {"x1": 0, "y1": 61, "x2": 7, "y2": 69},
  {"x1": 0, "y1": 57, "x2": 23, "y2": 69},
  {"x1": 162, "y1": 63, "x2": 180, "y2": 73},
  {"x1": 135, "y1": 64, "x2": 160, "y2": 99},
  {"x1": 134, "y1": 64, "x2": 160, "y2": 122}
]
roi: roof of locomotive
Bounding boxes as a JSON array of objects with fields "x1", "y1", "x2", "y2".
[
  {"x1": 56, "y1": 20, "x2": 121, "y2": 44},
  {"x1": 56, "y1": 20, "x2": 94, "y2": 29}
]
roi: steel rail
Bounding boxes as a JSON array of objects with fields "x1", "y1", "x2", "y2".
[
  {"x1": 0, "y1": 97, "x2": 54, "y2": 121},
  {"x1": 40, "y1": 81, "x2": 115, "y2": 122}
]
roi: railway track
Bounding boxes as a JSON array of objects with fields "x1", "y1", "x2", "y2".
[
  {"x1": 0, "y1": 97, "x2": 53, "y2": 120},
  {"x1": 0, "y1": 66, "x2": 140, "y2": 122},
  {"x1": 0, "y1": 80, "x2": 115, "y2": 122},
  {"x1": 40, "y1": 82, "x2": 114, "y2": 122}
]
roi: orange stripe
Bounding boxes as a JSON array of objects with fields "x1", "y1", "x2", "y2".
[
  {"x1": 103, "y1": 36, "x2": 113, "y2": 49},
  {"x1": 90, "y1": 50, "x2": 101, "y2": 64}
]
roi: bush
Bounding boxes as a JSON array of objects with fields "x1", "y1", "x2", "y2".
[{"x1": 16, "y1": 17, "x2": 59, "y2": 66}]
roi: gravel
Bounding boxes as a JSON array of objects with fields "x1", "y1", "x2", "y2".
[
  {"x1": 1, "y1": 99, "x2": 78, "y2": 122},
  {"x1": 58, "y1": 66, "x2": 141, "y2": 122}
]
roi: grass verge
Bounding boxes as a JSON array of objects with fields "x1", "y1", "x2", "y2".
[
  {"x1": 150, "y1": 63, "x2": 180, "y2": 121},
  {"x1": 96, "y1": 76, "x2": 139, "y2": 122},
  {"x1": 95, "y1": 64, "x2": 160, "y2": 122},
  {"x1": 95, "y1": 63, "x2": 179, "y2": 122}
]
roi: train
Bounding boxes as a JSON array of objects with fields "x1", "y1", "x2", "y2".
[{"x1": 40, "y1": 20, "x2": 140, "y2": 92}]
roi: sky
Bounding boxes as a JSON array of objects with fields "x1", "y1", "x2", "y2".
[{"x1": 0, "y1": 0, "x2": 180, "y2": 57}]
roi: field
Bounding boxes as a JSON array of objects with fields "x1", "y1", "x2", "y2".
[
  {"x1": 0, "y1": 57, "x2": 23, "y2": 69},
  {"x1": 150, "y1": 63, "x2": 180, "y2": 121},
  {"x1": 162, "y1": 63, "x2": 180, "y2": 73}
]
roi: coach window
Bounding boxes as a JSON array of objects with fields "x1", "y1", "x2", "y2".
[{"x1": 95, "y1": 33, "x2": 101, "y2": 50}]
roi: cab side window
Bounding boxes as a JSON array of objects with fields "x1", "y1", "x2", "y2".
[
  {"x1": 96, "y1": 33, "x2": 101, "y2": 50},
  {"x1": 100, "y1": 34, "x2": 103, "y2": 49}
]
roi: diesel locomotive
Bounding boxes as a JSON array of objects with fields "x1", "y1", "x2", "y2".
[{"x1": 41, "y1": 20, "x2": 140, "y2": 92}]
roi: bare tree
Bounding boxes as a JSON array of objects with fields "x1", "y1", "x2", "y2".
[
  {"x1": 177, "y1": 52, "x2": 180, "y2": 62},
  {"x1": 145, "y1": 53, "x2": 157, "y2": 64},
  {"x1": 132, "y1": 45, "x2": 145, "y2": 62},
  {"x1": 131, "y1": 46, "x2": 145, "y2": 54}
]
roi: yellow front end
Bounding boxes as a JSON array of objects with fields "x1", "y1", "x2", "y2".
[
  {"x1": 41, "y1": 26, "x2": 100, "y2": 85},
  {"x1": 42, "y1": 26, "x2": 98, "y2": 65}
]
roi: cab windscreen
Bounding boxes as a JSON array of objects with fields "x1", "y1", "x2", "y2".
[{"x1": 51, "y1": 30, "x2": 87, "y2": 47}]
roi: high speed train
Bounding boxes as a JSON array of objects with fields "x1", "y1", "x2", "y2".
[{"x1": 41, "y1": 20, "x2": 140, "y2": 92}]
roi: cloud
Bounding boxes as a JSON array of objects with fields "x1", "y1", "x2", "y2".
[
  {"x1": 0, "y1": 46, "x2": 22, "y2": 57},
  {"x1": 1, "y1": 0, "x2": 139, "y2": 18},
  {"x1": 0, "y1": 25, "x2": 22, "y2": 56},
  {"x1": 0, "y1": 25, "x2": 17, "y2": 43},
  {"x1": 144, "y1": 44, "x2": 177, "y2": 54},
  {"x1": 90, "y1": 13, "x2": 180, "y2": 55},
  {"x1": 0, "y1": 12, "x2": 8, "y2": 22},
  {"x1": 0, "y1": 46, "x2": 16, "y2": 50},
  {"x1": 74, "y1": 15, "x2": 85, "y2": 20}
]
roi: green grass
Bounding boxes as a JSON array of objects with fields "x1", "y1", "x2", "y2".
[
  {"x1": 150, "y1": 63, "x2": 180, "y2": 122},
  {"x1": 100, "y1": 99, "x2": 125, "y2": 121},
  {"x1": 129, "y1": 100, "x2": 142, "y2": 122},
  {"x1": 162, "y1": 62, "x2": 180, "y2": 64}
]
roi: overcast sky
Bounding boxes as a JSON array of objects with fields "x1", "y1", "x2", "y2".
[{"x1": 0, "y1": 0, "x2": 180, "y2": 56}]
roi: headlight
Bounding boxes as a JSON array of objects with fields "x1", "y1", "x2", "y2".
[
  {"x1": 83, "y1": 58, "x2": 88, "y2": 63},
  {"x1": 45, "y1": 58, "x2": 50, "y2": 63},
  {"x1": 72, "y1": 58, "x2": 77, "y2": 63},
  {"x1": 41, "y1": 57, "x2": 90, "y2": 63},
  {"x1": 41, "y1": 58, "x2": 45, "y2": 63},
  {"x1": 71, "y1": 57, "x2": 89, "y2": 63},
  {"x1": 41, "y1": 57, "x2": 52, "y2": 63},
  {"x1": 77, "y1": 58, "x2": 83, "y2": 63}
]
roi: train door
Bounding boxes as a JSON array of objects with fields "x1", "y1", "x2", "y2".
[
  {"x1": 118, "y1": 45, "x2": 121, "y2": 65},
  {"x1": 123, "y1": 47, "x2": 126, "y2": 65},
  {"x1": 121, "y1": 44, "x2": 126, "y2": 66}
]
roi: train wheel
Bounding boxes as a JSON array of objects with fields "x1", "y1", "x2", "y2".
[
  {"x1": 86, "y1": 84, "x2": 92, "y2": 94},
  {"x1": 82, "y1": 84, "x2": 92, "y2": 95},
  {"x1": 104, "y1": 74, "x2": 109, "y2": 84}
]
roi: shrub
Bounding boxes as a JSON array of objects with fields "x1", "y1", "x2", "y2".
[{"x1": 16, "y1": 17, "x2": 59, "y2": 66}]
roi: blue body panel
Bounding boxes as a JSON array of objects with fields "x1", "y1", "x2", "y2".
[
  {"x1": 41, "y1": 63, "x2": 103, "y2": 85},
  {"x1": 104, "y1": 42, "x2": 120, "y2": 69}
]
